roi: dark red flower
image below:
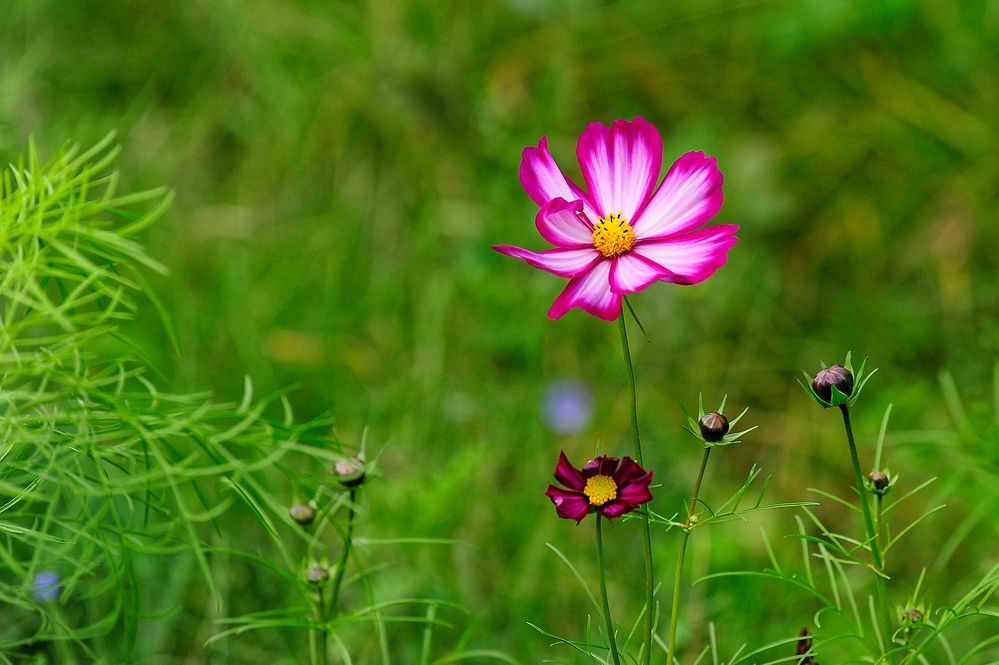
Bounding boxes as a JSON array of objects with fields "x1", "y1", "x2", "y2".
[{"x1": 545, "y1": 451, "x2": 653, "y2": 523}]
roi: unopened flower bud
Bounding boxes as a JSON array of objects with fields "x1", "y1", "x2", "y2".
[
  {"x1": 795, "y1": 627, "x2": 819, "y2": 663},
  {"x1": 811, "y1": 364, "x2": 854, "y2": 405},
  {"x1": 289, "y1": 503, "x2": 316, "y2": 525},
  {"x1": 335, "y1": 457, "x2": 366, "y2": 488},
  {"x1": 699, "y1": 412, "x2": 730, "y2": 442},
  {"x1": 306, "y1": 565, "x2": 329, "y2": 585},
  {"x1": 868, "y1": 470, "x2": 889, "y2": 491},
  {"x1": 795, "y1": 627, "x2": 812, "y2": 656},
  {"x1": 904, "y1": 608, "x2": 923, "y2": 623}
]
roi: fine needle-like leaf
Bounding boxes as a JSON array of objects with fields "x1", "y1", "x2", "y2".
[{"x1": 545, "y1": 543, "x2": 602, "y2": 616}]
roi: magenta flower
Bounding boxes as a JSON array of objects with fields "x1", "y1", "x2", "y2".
[
  {"x1": 493, "y1": 117, "x2": 738, "y2": 321},
  {"x1": 545, "y1": 451, "x2": 653, "y2": 523}
]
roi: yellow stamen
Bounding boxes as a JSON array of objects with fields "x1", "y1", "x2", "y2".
[
  {"x1": 592, "y1": 212, "x2": 635, "y2": 258},
  {"x1": 583, "y1": 474, "x2": 618, "y2": 506}
]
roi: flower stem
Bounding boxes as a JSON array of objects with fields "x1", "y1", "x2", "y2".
[
  {"x1": 313, "y1": 588, "x2": 328, "y2": 665},
  {"x1": 618, "y1": 310, "x2": 655, "y2": 665},
  {"x1": 310, "y1": 487, "x2": 358, "y2": 665},
  {"x1": 839, "y1": 405, "x2": 892, "y2": 658},
  {"x1": 330, "y1": 488, "x2": 358, "y2": 613},
  {"x1": 875, "y1": 494, "x2": 884, "y2": 563},
  {"x1": 596, "y1": 516, "x2": 623, "y2": 665},
  {"x1": 666, "y1": 446, "x2": 711, "y2": 664}
]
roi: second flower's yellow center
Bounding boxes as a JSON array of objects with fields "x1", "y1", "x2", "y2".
[
  {"x1": 592, "y1": 212, "x2": 635, "y2": 258},
  {"x1": 583, "y1": 475, "x2": 618, "y2": 506}
]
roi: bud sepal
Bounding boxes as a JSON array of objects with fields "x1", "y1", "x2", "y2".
[
  {"x1": 865, "y1": 469, "x2": 897, "y2": 496},
  {"x1": 683, "y1": 394, "x2": 756, "y2": 447},
  {"x1": 305, "y1": 564, "x2": 330, "y2": 585},
  {"x1": 799, "y1": 352, "x2": 877, "y2": 409},
  {"x1": 897, "y1": 600, "x2": 930, "y2": 643}
]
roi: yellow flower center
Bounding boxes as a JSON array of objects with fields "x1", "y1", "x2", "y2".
[
  {"x1": 583, "y1": 474, "x2": 618, "y2": 506},
  {"x1": 592, "y1": 212, "x2": 635, "y2": 258}
]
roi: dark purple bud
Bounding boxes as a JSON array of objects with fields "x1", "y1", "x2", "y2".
[
  {"x1": 699, "y1": 412, "x2": 730, "y2": 442},
  {"x1": 289, "y1": 503, "x2": 316, "y2": 525},
  {"x1": 795, "y1": 627, "x2": 812, "y2": 655},
  {"x1": 794, "y1": 628, "x2": 819, "y2": 665},
  {"x1": 811, "y1": 364, "x2": 854, "y2": 404},
  {"x1": 306, "y1": 565, "x2": 329, "y2": 585},
  {"x1": 868, "y1": 470, "x2": 889, "y2": 491},
  {"x1": 795, "y1": 627, "x2": 819, "y2": 663}
]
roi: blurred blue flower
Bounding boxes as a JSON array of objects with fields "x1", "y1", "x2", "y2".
[
  {"x1": 32, "y1": 571, "x2": 60, "y2": 602},
  {"x1": 543, "y1": 380, "x2": 593, "y2": 435}
]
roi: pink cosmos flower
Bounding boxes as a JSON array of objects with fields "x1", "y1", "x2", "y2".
[
  {"x1": 545, "y1": 451, "x2": 653, "y2": 523},
  {"x1": 493, "y1": 117, "x2": 738, "y2": 321}
]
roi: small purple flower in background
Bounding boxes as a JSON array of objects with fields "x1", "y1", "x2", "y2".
[
  {"x1": 543, "y1": 380, "x2": 593, "y2": 435},
  {"x1": 493, "y1": 117, "x2": 737, "y2": 321},
  {"x1": 545, "y1": 451, "x2": 653, "y2": 523},
  {"x1": 32, "y1": 571, "x2": 60, "y2": 602}
]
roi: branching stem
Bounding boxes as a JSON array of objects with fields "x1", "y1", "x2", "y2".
[
  {"x1": 666, "y1": 446, "x2": 711, "y2": 664},
  {"x1": 839, "y1": 405, "x2": 892, "y2": 659},
  {"x1": 312, "y1": 487, "x2": 358, "y2": 665}
]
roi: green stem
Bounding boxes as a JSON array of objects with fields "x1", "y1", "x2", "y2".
[
  {"x1": 312, "y1": 487, "x2": 357, "y2": 665},
  {"x1": 875, "y1": 494, "x2": 884, "y2": 563},
  {"x1": 330, "y1": 488, "x2": 358, "y2": 613},
  {"x1": 596, "y1": 516, "x2": 623, "y2": 665},
  {"x1": 839, "y1": 406, "x2": 892, "y2": 658},
  {"x1": 666, "y1": 446, "x2": 711, "y2": 664},
  {"x1": 315, "y1": 588, "x2": 328, "y2": 665},
  {"x1": 618, "y1": 310, "x2": 655, "y2": 665},
  {"x1": 309, "y1": 626, "x2": 319, "y2": 665}
]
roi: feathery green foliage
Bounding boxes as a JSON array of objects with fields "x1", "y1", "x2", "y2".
[{"x1": 0, "y1": 139, "x2": 510, "y2": 664}]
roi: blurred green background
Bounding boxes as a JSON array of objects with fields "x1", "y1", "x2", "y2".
[{"x1": 2, "y1": 0, "x2": 998, "y2": 661}]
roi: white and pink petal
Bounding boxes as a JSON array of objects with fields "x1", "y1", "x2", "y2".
[
  {"x1": 576, "y1": 117, "x2": 662, "y2": 222},
  {"x1": 632, "y1": 151, "x2": 723, "y2": 240},
  {"x1": 632, "y1": 225, "x2": 739, "y2": 285},
  {"x1": 608, "y1": 252, "x2": 677, "y2": 295},
  {"x1": 520, "y1": 137, "x2": 596, "y2": 216},
  {"x1": 547, "y1": 259, "x2": 621, "y2": 321},
  {"x1": 535, "y1": 198, "x2": 594, "y2": 248},
  {"x1": 492, "y1": 244, "x2": 601, "y2": 278}
]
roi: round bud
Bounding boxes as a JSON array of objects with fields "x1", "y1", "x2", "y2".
[
  {"x1": 335, "y1": 457, "x2": 366, "y2": 488},
  {"x1": 867, "y1": 470, "x2": 889, "y2": 491},
  {"x1": 811, "y1": 364, "x2": 854, "y2": 404},
  {"x1": 289, "y1": 503, "x2": 316, "y2": 525},
  {"x1": 904, "y1": 608, "x2": 923, "y2": 623},
  {"x1": 698, "y1": 412, "x2": 730, "y2": 442},
  {"x1": 306, "y1": 565, "x2": 329, "y2": 585}
]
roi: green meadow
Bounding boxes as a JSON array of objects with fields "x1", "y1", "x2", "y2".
[{"x1": 1, "y1": 2, "x2": 997, "y2": 663}]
